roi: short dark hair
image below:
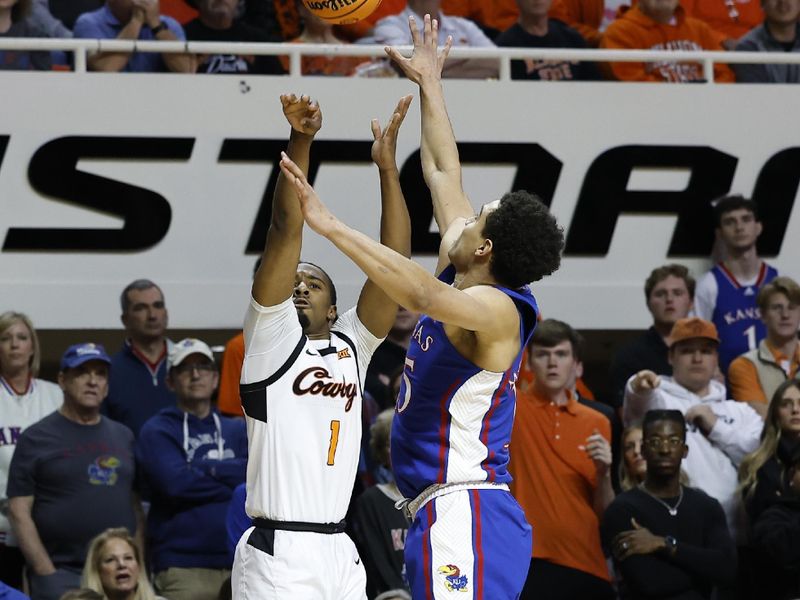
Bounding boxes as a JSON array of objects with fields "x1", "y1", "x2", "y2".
[
  {"x1": 528, "y1": 319, "x2": 584, "y2": 361},
  {"x1": 713, "y1": 194, "x2": 759, "y2": 227},
  {"x1": 644, "y1": 264, "x2": 696, "y2": 301},
  {"x1": 12, "y1": 0, "x2": 32, "y2": 22},
  {"x1": 482, "y1": 191, "x2": 563, "y2": 288},
  {"x1": 299, "y1": 260, "x2": 337, "y2": 306},
  {"x1": 643, "y1": 409, "x2": 687, "y2": 441},
  {"x1": 120, "y1": 279, "x2": 163, "y2": 313}
]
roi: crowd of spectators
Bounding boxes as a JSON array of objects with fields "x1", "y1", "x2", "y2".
[
  {"x1": 1, "y1": 4, "x2": 799, "y2": 600},
  {"x1": 1, "y1": 0, "x2": 799, "y2": 81},
  {"x1": 1, "y1": 192, "x2": 798, "y2": 600}
]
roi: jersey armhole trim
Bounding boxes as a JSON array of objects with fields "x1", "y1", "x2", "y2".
[
  {"x1": 240, "y1": 331, "x2": 306, "y2": 392},
  {"x1": 331, "y1": 330, "x2": 362, "y2": 393}
]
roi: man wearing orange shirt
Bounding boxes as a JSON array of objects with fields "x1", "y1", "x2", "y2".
[
  {"x1": 681, "y1": 0, "x2": 764, "y2": 46},
  {"x1": 728, "y1": 277, "x2": 800, "y2": 418},
  {"x1": 510, "y1": 319, "x2": 614, "y2": 600},
  {"x1": 601, "y1": 0, "x2": 735, "y2": 82},
  {"x1": 441, "y1": 0, "x2": 519, "y2": 38}
]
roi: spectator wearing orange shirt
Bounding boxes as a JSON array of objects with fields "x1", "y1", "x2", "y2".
[
  {"x1": 728, "y1": 277, "x2": 800, "y2": 418},
  {"x1": 441, "y1": 0, "x2": 519, "y2": 38},
  {"x1": 682, "y1": 0, "x2": 763, "y2": 46},
  {"x1": 337, "y1": 0, "x2": 406, "y2": 41},
  {"x1": 601, "y1": 0, "x2": 735, "y2": 82},
  {"x1": 217, "y1": 259, "x2": 261, "y2": 418},
  {"x1": 511, "y1": 319, "x2": 615, "y2": 600},
  {"x1": 161, "y1": 0, "x2": 196, "y2": 23},
  {"x1": 217, "y1": 332, "x2": 244, "y2": 417},
  {"x1": 279, "y1": 0, "x2": 368, "y2": 75},
  {"x1": 547, "y1": 0, "x2": 605, "y2": 46},
  {"x1": 271, "y1": 0, "x2": 405, "y2": 42}
]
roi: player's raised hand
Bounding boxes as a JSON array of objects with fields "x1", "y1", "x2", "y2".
[
  {"x1": 279, "y1": 152, "x2": 337, "y2": 236},
  {"x1": 280, "y1": 94, "x2": 322, "y2": 137},
  {"x1": 384, "y1": 14, "x2": 452, "y2": 84},
  {"x1": 371, "y1": 95, "x2": 412, "y2": 171},
  {"x1": 631, "y1": 370, "x2": 661, "y2": 394}
]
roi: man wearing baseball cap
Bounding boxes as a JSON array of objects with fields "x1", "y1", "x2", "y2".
[
  {"x1": 136, "y1": 339, "x2": 247, "y2": 600},
  {"x1": 623, "y1": 318, "x2": 764, "y2": 543},
  {"x1": 7, "y1": 343, "x2": 140, "y2": 600}
]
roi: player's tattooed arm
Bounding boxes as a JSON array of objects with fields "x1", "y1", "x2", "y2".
[
  {"x1": 252, "y1": 94, "x2": 322, "y2": 308},
  {"x1": 357, "y1": 95, "x2": 414, "y2": 338},
  {"x1": 385, "y1": 14, "x2": 473, "y2": 237}
]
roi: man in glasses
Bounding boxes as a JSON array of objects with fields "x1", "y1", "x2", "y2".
[
  {"x1": 602, "y1": 409, "x2": 736, "y2": 599},
  {"x1": 624, "y1": 317, "x2": 763, "y2": 542},
  {"x1": 136, "y1": 338, "x2": 248, "y2": 600}
]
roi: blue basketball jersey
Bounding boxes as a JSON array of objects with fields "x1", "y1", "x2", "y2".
[
  {"x1": 391, "y1": 265, "x2": 539, "y2": 500},
  {"x1": 711, "y1": 261, "x2": 778, "y2": 374}
]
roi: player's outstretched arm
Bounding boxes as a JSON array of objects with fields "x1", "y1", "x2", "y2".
[
  {"x1": 279, "y1": 153, "x2": 514, "y2": 334},
  {"x1": 356, "y1": 95, "x2": 414, "y2": 338},
  {"x1": 385, "y1": 14, "x2": 473, "y2": 238},
  {"x1": 252, "y1": 94, "x2": 321, "y2": 308}
]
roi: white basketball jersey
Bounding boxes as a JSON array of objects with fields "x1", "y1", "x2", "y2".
[
  {"x1": 240, "y1": 297, "x2": 382, "y2": 524},
  {"x1": 0, "y1": 377, "x2": 62, "y2": 541}
]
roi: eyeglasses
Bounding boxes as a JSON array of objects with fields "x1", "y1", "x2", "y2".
[
  {"x1": 643, "y1": 437, "x2": 684, "y2": 451},
  {"x1": 173, "y1": 363, "x2": 215, "y2": 376}
]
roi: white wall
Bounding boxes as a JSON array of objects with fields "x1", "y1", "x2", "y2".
[{"x1": 1, "y1": 72, "x2": 798, "y2": 329}]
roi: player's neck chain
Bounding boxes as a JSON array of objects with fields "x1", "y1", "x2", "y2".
[{"x1": 639, "y1": 483, "x2": 683, "y2": 516}]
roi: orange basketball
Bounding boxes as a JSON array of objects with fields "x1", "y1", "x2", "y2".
[{"x1": 302, "y1": 0, "x2": 384, "y2": 25}]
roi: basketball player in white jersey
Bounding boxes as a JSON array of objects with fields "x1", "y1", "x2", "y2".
[{"x1": 230, "y1": 94, "x2": 413, "y2": 599}]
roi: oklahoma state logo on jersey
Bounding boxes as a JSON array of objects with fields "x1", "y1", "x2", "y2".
[{"x1": 292, "y1": 366, "x2": 357, "y2": 411}]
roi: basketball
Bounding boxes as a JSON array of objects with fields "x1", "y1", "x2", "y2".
[{"x1": 302, "y1": 0, "x2": 384, "y2": 25}]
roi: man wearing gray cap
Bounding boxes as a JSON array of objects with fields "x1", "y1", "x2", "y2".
[{"x1": 7, "y1": 343, "x2": 141, "y2": 600}]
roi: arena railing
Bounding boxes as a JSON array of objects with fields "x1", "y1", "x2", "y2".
[{"x1": 2, "y1": 38, "x2": 800, "y2": 81}]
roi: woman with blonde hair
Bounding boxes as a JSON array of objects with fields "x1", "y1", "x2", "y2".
[
  {"x1": 81, "y1": 528, "x2": 161, "y2": 600},
  {"x1": 0, "y1": 311, "x2": 62, "y2": 589},
  {"x1": 618, "y1": 424, "x2": 647, "y2": 491},
  {"x1": 739, "y1": 379, "x2": 800, "y2": 521}
]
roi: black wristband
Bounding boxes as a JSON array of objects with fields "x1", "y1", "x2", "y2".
[{"x1": 151, "y1": 20, "x2": 168, "y2": 36}]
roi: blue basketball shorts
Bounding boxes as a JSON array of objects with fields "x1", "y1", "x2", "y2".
[{"x1": 405, "y1": 488, "x2": 532, "y2": 600}]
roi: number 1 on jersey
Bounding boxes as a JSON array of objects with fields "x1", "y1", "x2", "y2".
[
  {"x1": 743, "y1": 324, "x2": 757, "y2": 351},
  {"x1": 327, "y1": 420, "x2": 341, "y2": 466}
]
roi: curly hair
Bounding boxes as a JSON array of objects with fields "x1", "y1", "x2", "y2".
[{"x1": 482, "y1": 191, "x2": 563, "y2": 288}]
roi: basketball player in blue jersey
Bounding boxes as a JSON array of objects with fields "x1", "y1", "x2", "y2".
[
  {"x1": 278, "y1": 14, "x2": 564, "y2": 599},
  {"x1": 694, "y1": 195, "x2": 778, "y2": 375}
]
